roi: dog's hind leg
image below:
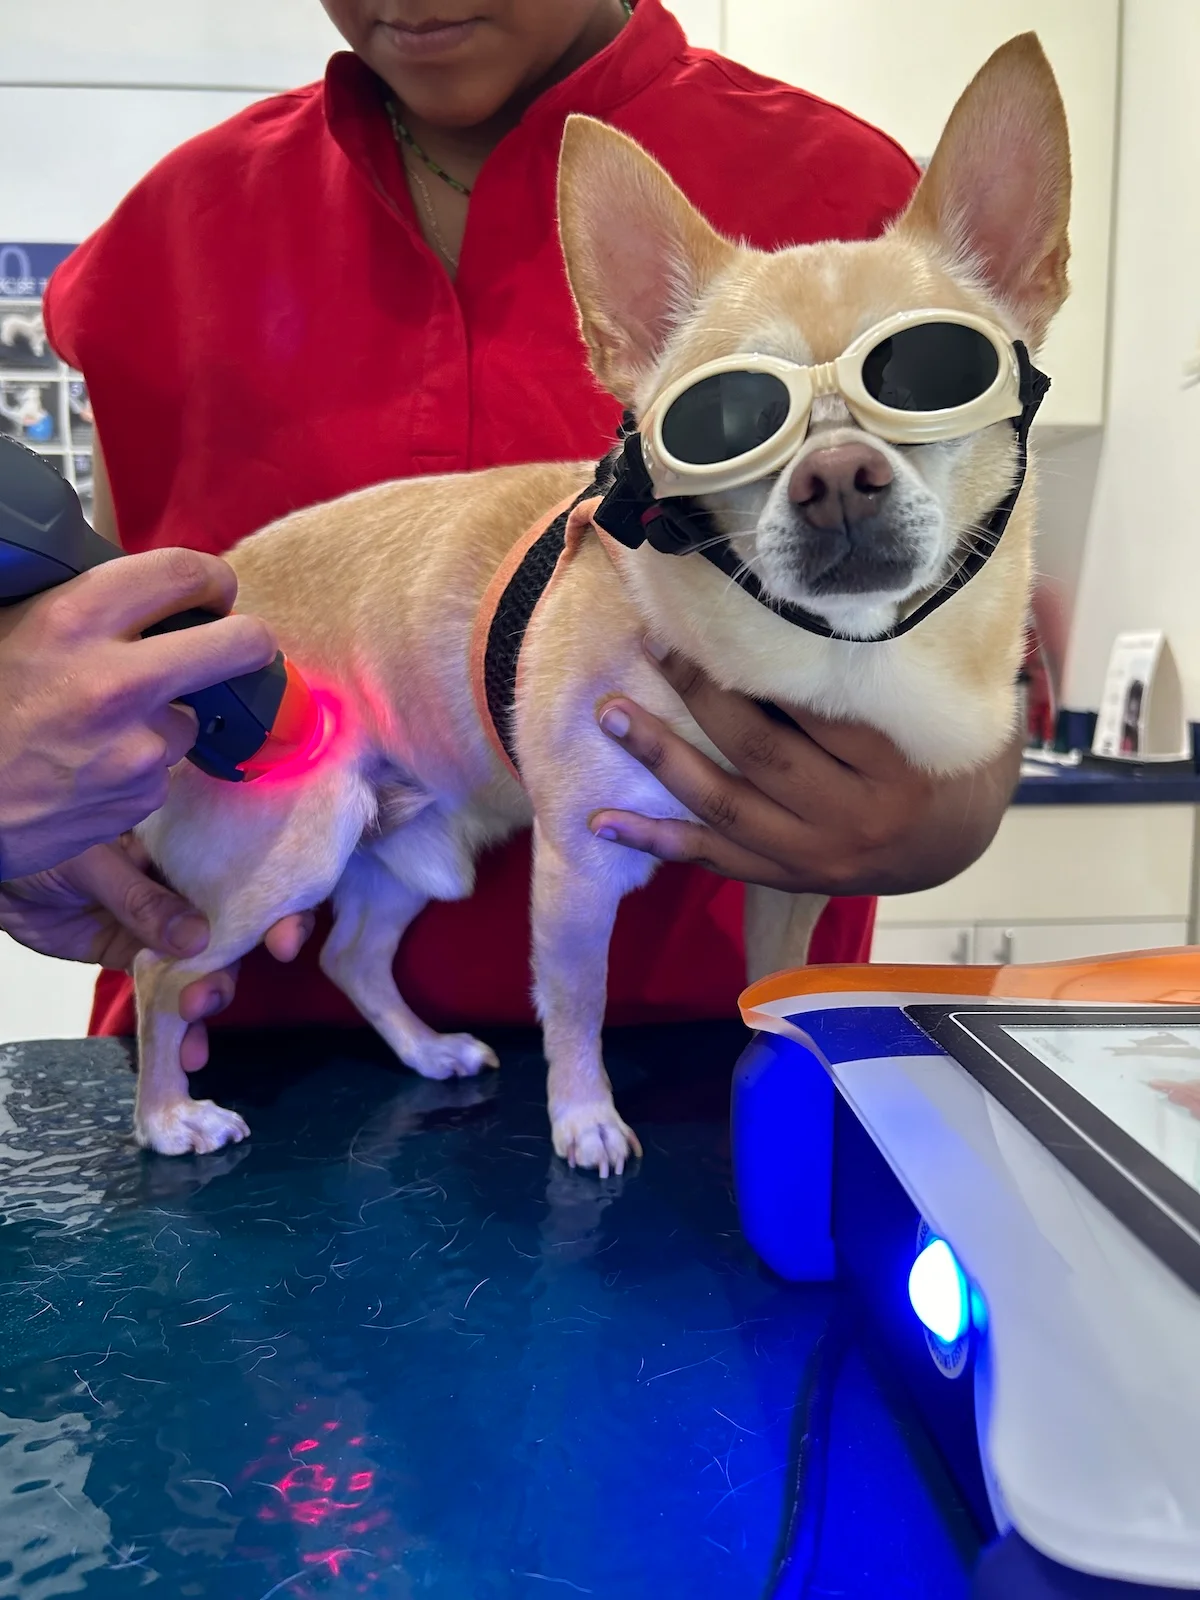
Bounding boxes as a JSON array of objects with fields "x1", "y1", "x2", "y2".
[
  {"x1": 133, "y1": 763, "x2": 374, "y2": 1156},
  {"x1": 743, "y1": 886, "x2": 828, "y2": 986},
  {"x1": 319, "y1": 843, "x2": 500, "y2": 1081}
]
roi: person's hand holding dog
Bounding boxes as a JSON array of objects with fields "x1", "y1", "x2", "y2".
[
  {"x1": 590, "y1": 642, "x2": 1022, "y2": 895},
  {"x1": 0, "y1": 841, "x2": 314, "y2": 1071}
]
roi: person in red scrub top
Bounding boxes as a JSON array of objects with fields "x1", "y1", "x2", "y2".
[{"x1": 13, "y1": 0, "x2": 1019, "y2": 1064}]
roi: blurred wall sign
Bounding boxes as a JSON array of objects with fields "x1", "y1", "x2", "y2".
[
  {"x1": 1093, "y1": 630, "x2": 1191, "y2": 763},
  {"x1": 0, "y1": 242, "x2": 92, "y2": 517},
  {"x1": 0, "y1": 243, "x2": 74, "y2": 300}
]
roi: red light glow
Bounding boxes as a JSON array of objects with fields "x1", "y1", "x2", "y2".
[
  {"x1": 303, "y1": 1547, "x2": 362, "y2": 1578},
  {"x1": 237, "y1": 1411, "x2": 393, "y2": 1590},
  {"x1": 247, "y1": 684, "x2": 348, "y2": 787}
]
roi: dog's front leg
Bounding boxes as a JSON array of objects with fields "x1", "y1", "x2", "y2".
[{"x1": 531, "y1": 819, "x2": 647, "y2": 1178}]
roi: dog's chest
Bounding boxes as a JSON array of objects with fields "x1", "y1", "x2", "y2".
[{"x1": 780, "y1": 633, "x2": 1007, "y2": 770}]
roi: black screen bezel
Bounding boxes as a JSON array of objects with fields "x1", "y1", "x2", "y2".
[{"x1": 905, "y1": 1005, "x2": 1200, "y2": 1296}]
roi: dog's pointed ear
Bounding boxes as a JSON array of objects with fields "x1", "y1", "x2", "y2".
[
  {"x1": 557, "y1": 115, "x2": 736, "y2": 405},
  {"x1": 896, "y1": 33, "x2": 1071, "y2": 347}
]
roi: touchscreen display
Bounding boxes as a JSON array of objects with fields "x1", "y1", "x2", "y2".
[{"x1": 1003, "y1": 1023, "x2": 1200, "y2": 1196}]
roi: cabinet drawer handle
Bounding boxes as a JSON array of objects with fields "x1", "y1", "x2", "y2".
[
  {"x1": 996, "y1": 930, "x2": 1014, "y2": 965},
  {"x1": 952, "y1": 930, "x2": 970, "y2": 965}
]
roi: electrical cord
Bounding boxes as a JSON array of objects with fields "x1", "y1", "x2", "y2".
[{"x1": 763, "y1": 1303, "x2": 856, "y2": 1600}]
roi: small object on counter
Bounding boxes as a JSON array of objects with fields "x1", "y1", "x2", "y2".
[{"x1": 1093, "y1": 630, "x2": 1191, "y2": 765}]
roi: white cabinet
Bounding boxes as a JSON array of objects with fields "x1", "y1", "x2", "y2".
[
  {"x1": 0, "y1": 936, "x2": 98, "y2": 1044},
  {"x1": 870, "y1": 923, "x2": 973, "y2": 966},
  {"x1": 972, "y1": 919, "x2": 1189, "y2": 966},
  {"x1": 880, "y1": 805, "x2": 1194, "y2": 925},
  {"x1": 875, "y1": 917, "x2": 1189, "y2": 967},
  {"x1": 721, "y1": 0, "x2": 1119, "y2": 429},
  {"x1": 873, "y1": 805, "x2": 1197, "y2": 967},
  {"x1": 1, "y1": 2, "x2": 345, "y2": 239}
]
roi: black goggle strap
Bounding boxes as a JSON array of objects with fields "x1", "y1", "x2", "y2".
[
  {"x1": 884, "y1": 339, "x2": 1049, "y2": 639},
  {"x1": 593, "y1": 342, "x2": 1050, "y2": 644}
]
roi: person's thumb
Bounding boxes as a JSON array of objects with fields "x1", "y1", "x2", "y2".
[{"x1": 72, "y1": 842, "x2": 210, "y2": 959}]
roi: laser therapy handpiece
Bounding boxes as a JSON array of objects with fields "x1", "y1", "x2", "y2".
[{"x1": 0, "y1": 435, "x2": 318, "y2": 781}]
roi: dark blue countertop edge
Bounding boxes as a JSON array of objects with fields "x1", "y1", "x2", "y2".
[{"x1": 1014, "y1": 766, "x2": 1200, "y2": 805}]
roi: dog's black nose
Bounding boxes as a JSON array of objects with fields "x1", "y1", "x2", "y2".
[
  {"x1": 785, "y1": 445, "x2": 915, "y2": 595},
  {"x1": 788, "y1": 443, "x2": 893, "y2": 527}
]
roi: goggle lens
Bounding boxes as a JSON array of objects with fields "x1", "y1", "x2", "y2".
[
  {"x1": 860, "y1": 321, "x2": 1000, "y2": 413},
  {"x1": 660, "y1": 370, "x2": 791, "y2": 466}
]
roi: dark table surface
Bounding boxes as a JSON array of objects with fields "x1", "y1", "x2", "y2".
[{"x1": 0, "y1": 1025, "x2": 977, "y2": 1599}]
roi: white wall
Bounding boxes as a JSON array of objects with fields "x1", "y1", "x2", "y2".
[
  {"x1": 0, "y1": 940, "x2": 100, "y2": 1046},
  {"x1": 666, "y1": 0, "x2": 721, "y2": 48},
  {"x1": 721, "y1": 0, "x2": 1119, "y2": 433},
  {"x1": 0, "y1": 0, "x2": 343, "y2": 239},
  {"x1": 1063, "y1": 0, "x2": 1200, "y2": 715},
  {"x1": 0, "y1": 0, "x2": 342, "y2": 86}
]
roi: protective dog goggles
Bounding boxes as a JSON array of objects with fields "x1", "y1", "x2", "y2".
[{"x1": 640, "y1": 309, "x2": 1024, "y2": 498}]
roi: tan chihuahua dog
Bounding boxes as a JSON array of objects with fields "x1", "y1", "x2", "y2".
[{"x1": 134, "y1": 35, "x2": 1069, "y2": 1175}]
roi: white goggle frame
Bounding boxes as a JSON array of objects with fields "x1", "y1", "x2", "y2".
[{"x1": 640, "y1": 308, "x2": 1023, "y2": 500}]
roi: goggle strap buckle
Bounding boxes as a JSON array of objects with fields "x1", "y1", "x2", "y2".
[{"x1": 593, "y1": 426, "x2": 654, "y2": 550}]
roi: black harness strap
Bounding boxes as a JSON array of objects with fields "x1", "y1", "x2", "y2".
[{"x1": 483, "y1": 467, "x2": 613, "y2": 775}]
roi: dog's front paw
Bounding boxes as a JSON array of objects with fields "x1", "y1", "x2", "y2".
[
  {"x1": 405, "y1": 1032, "x2": 499, "y2": 1081},
  {"x1": 552, "y1": 1103, "x2": 642, "y2": 1178},
  {"x1": 135, "y1": 1099, "x2": 250, "y2": 1157}
]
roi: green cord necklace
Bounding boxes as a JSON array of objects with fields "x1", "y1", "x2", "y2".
[
  {"x1": 386, "y1": 97, "x2": 473, "y2": 196},
  {"x1": 386, "y1": 0, "x2": 635, "y2": 199}
]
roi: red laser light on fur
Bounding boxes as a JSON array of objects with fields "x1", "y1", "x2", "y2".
[{"x1": 241, "y1": 683, "x2": 347, "y2": 785}]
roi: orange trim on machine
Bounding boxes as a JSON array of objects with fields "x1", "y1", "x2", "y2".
[{"x1": 739, "y1": 948, "x2": 1200, "y2": 1030}]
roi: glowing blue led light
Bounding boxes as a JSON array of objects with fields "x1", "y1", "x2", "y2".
[
  {"x1": 969, "y1": 1287, "x2": 988, "y2": 1333},
  {"x1": 908, "y1": 1237, "x2": 969, "y2": 1344}
]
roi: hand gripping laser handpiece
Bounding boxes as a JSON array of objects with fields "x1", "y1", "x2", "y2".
[{"x1": 0, "y1": 435, "x2": 319, "y2": 781}]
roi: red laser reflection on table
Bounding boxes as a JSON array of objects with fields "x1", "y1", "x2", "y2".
[{"x1": 239, "y1": 1409, "x2": 394, "y2": 1592}]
